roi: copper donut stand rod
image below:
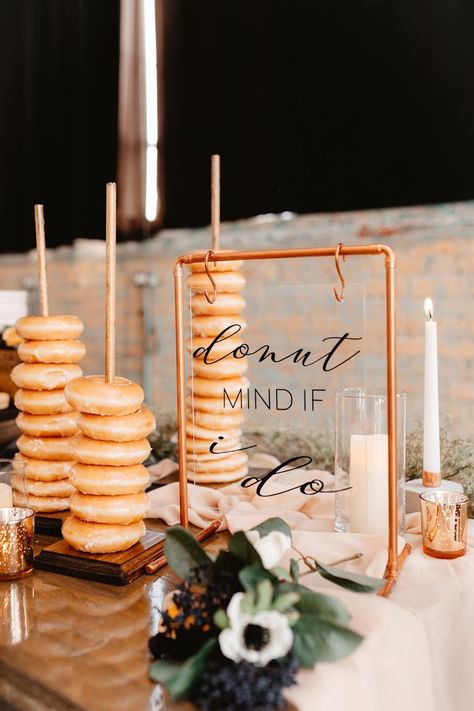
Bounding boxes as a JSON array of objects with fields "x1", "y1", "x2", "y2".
[{"x1": 173, "y1": 243, "x2": 411, "y2": 597}]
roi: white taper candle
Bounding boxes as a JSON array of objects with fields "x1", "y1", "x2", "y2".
[{"x1": 423, "y1": 298, "x2": 441, "y2": 485}]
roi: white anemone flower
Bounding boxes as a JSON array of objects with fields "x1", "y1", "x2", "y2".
[
  {"x1": 245, "y1": 529, "x2": 291, "y2": 569},
  {"x1": 219, "y1": 592, "x2": 293, "y2": 666}
]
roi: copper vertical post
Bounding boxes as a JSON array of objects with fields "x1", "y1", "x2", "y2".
[
  {"x1": 105, "y1": 182, "x2": 117, "y2": 383},
  {"x1": 34, "y1": 204, "x2": 49, "y2": 318},
  {"x1": 211, "y1": 155, "x2": 220, "y2": 251},
  {"x1": 379, "y1": 246, "x2": 399, "y2": 594},
  {"x1": 174, "y1": 261, "x2": 189, "y2": 527}
]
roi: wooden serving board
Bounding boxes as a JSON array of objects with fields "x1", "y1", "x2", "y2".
[{"x1": 34, "y1": 530, "x2": 165, "y2": 585}]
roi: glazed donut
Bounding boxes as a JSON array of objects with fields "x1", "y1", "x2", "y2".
[
  {"x1": 186, "y1": 434, "x2": 241, "y2": 454},
  {"x1": 190, "y1": 251, "x2": 243, "y2": 273},
  {"x1": 70, "y1": 463, "x2": 149, "y2": 496},
  {"x1": 2, "y1": 326, "x2": 22, "y2": 347},
  {"x1": 187, "y1": 451, "x2": 248, "y2": 474},
  {"x1": 16, "y1": 411, "x2": 78, "y2": 438},
  {"x1": 17, "y1": 434, "x2": 74, "y2": 461},
  {"x1": 65, "y1": 375, "x2": 144, "y2": 416},
  {"x1": 18, "y1": 339, "x2": 86, "y2": 364},
  {"x1": 185, "y1": 421, "x2": 240, "y2": 441},
  {"x1": 189, "y1": 376, "x2": 248, "y2": 399},
  {"x1": 70, "y1": 491, "x2": 150, "y2": 525},
  {"x1": 62, "y1": 516, "x2": 146, "y2": 554},
  {"x1": 189, "y1": 408, "x2": 244, "y2": 430},
  {"x1": 11, "y1": 363, "x2": 82, "y2": 391},
  {"x1": 15, "y1": 315, "x2": 84, "y2": 341},
  {"x1": 77, "y1": 407, "x2": 155, "y2": 443},
  {"x1": 187, "y1": 271, "x2": 245, "y2": 294},
  {"x1": 188, "y1": 336, "x2": 244, "y2": 359},
  {"x1": 189, "y1": 395, "x2": 243, "y2": 414},
  {"x1": 13, "y1": 490, "x2": 70, "y2": 512},
  {"x1": 187, "y1": 464, "x2": 248, "y2": 484},
  {"x1": 11, "y1": 473, "x2": 74, "y2": 498},
  {"x1": 190, "y1": 293, "x2": 245, "y2": 316},
  {"x1": 192, "y1": 357, "x2": 248, "y2": 380},
  {"x1": 14, "y1": 388, "x2": 74, "y2": 415},
  {"x1": 191, "y1": 315, "x2": 247, "y2": 338},
  {"x1": 70, "y1": 434, "x2": 151, "y2": 466},
  {"x1": 13, "y1": 453, "x2": 71, "y2": 481}
]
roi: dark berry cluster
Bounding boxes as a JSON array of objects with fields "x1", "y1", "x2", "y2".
[
  {"x1": 191, "y1": 655, "x2": 298, "y2": 711},
  {"x1": 149, "y1": 565, "x2": 243, "y2": 662}
]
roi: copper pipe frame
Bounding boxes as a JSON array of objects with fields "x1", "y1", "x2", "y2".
[{"x1": 173, "y1": 243, "x2": 410, "y2": 595}]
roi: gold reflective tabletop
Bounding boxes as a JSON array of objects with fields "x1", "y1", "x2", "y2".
[{"x1": 0, "y1": 521, "x2": 228, "y2": 711}]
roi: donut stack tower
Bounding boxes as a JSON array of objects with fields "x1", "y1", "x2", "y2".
[
  {"x1": 61, "y1": 183, "x2": 155, "y2": 554},
  {"x1": 62, "y1": 376, "x2": 155, "y2": 553},
  {"x1": 10, "y1": 205, "x2": 85, "y2": 513},
  {"x1": 185, "y1": 156, "x2": 249, "y2": 484}
]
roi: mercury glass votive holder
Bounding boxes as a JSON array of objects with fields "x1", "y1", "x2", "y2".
[
  {"x1": 420, "y1": 491, "x2": 468, "y2": 559},
  {"x1": 0, "y1": 508, "x2": 35, "y2": 580}
]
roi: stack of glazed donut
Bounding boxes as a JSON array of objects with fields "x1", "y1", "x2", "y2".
[
  {"x1": 186, "y1": 253, "x2": 249, "y2": 484},
  {"x1": 11, "y1": 315, "x2": 85, "y2": 512},
  {"x1": 61, "y1": 375, "x2": 155, "y2": 553}
]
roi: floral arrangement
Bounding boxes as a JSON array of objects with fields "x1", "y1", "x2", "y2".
[{"x1": 149, "y1": 518, "x2": 383, "y2": 710}]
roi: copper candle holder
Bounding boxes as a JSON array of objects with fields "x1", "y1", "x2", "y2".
[
  {"x1": 420, "y1": 491, "x2": 468, "y2": 559},
  {"x1": 0, "y1": 507, "x2": 35, "y2": 580},
  {"x1": 422, "y1": 470, "x2": 442, "y2": 488}
]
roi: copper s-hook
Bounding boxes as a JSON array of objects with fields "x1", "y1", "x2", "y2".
[
  {"x1": 333, "y1": 243, "x2": 346, "y2": 302},
  {"x1": 204, "y1": 249, "x2": 218, "y2": 304}
]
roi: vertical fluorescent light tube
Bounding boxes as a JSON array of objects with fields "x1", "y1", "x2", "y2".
[
  {"x1": 146, "y1": 146, "x2": 158, "y2": 223},
  {"x1": 143, "y1": 0, "x2": 159, "y2": 222}
]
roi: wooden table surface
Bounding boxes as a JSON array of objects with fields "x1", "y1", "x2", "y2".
[{"x1": 0, "y1": 520, "x2": 229, "y2": 711}]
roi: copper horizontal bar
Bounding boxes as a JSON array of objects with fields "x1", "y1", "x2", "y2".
[{"x1": 175, "y1": 243, "x2": 395, "y2": 271}]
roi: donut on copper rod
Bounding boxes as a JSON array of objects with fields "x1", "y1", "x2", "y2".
[
  {"x1": 12, "y1": 204, "x2": 86, "y2": 513},
  {"x1": 62, "y1": 183, "x2": 155, "y2": 554}
]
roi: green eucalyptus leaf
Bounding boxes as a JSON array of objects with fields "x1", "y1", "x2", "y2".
[
  {"x1": 229, "y1": 531, "x2": 263, "y2": 565},
  {"x1": 213, "y1": 609, "x2": 229, "y2": 630},
  {"x1": 149, "y1": 639, "x2": 216, "y2": 699},
  {"x1": 315, "y1": 561, "x2": 384, "y2": 593},
  {"x1": 251, "y1": 517, "x2": 292, "y2": 541},
  {"x1": 239, "y1": 564, "x2": 278, "y2": 592},
  {"x1": 292, "y1": 617, "x2": 362, "y2": 666},
  {"x1": 241, "y1": 590, "x2": 256, "y2": 614},
  {"x1": 286, "y1": 610, "x2": 300, "y2": 626},
  {"x1": 150, "y1": 659, "x2": 180, "y2": 687},
  {"x1": 290, "y1": 558, "x2": 300, "y2": 582},
  {"x1": 255, "y1": 579, "x2": 273, "y2": 611},
  {"x1": 164, "y1": 527, "x2": 213, "y2": 582},
  {"x1": 278, "y1": 583, "x2": 351, "y2": 625},
  {"x1": 272, "y1": 592, "x2": 300, "y2": 612},
  {"x1": 271, "y1": 566, "x2": 292, "y2": 582}
]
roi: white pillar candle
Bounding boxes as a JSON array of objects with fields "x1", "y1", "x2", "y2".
[
  {"x1": 0, "y1": 483, "x2": 13, "y2": 508},
  {"x1": 349, "y1": 434, "x2": 389, "y2": 535},
  {"x1": 423, "y1": 298, "x2": 440, "y2": 477}
]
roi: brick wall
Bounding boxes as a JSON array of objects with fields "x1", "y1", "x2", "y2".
[{"x1": 1, "y1": 201, "x2": 473, "y2": 437}]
